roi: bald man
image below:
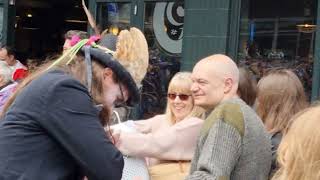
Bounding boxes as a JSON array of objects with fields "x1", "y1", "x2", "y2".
[{"x1": 186, "y1": 54, "x2": 271, "y2": 180}]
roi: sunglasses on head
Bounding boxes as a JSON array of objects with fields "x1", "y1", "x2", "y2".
[{"x1": 167, "y1": 93, "x2": 191, "y2": 101}]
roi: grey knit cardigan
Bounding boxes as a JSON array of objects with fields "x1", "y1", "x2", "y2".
[{"x1": 186, "y1": 98, "x2": 272, "y2": 180}]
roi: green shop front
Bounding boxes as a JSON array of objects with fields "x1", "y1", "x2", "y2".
[
  {"x1": 87, "y1": 0, "x2": 320, "y2": 102},
  {"x1": 1, "y1": 0, "x2": 320, "y2": 115},
  {"x1": 0, "y1": 0, "x2": 15, "y2": 46}
]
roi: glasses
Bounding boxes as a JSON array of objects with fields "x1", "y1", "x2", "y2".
[
  {"x1": 167, "y1": 93, "x2": 191, "y2": 101},
  {"x1": 114, "y1": 84, "x2": 127, "y2": 107}
]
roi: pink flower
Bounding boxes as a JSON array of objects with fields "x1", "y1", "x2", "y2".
[
  {"x1": 86, "y1": 35, "x2": 101, "y2": 45},
  {"x1": 69, "y1": 35, "x2": 81, "y2": 46}
]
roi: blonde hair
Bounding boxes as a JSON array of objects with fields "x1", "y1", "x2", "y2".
[
  {"x1": 114, "y1": 27, "x2": 149, "y2": 87},
  {"x1": 165, "y1": 72, "x2": 205, "y2": 124},
  {"x1": 257, "y1": 69, "x2": 308, "y2": 134},
  {"x1": 272, "y1": 106, "x2": 320, "y2": 180}
]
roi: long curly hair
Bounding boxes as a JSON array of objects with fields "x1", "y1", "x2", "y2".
[{"x1": 114, "y1": 27, "x2": 149, "y2": 87}]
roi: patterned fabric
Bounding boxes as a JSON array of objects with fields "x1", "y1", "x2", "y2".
[
  {"x1": 186, "y1": 98, "x2": 272, "y2": 180},
  {"x1": 0, "y1": 82, "x2": 18, "y2": 111},
  {"x1": 111, "y1": 118, "x2": 150, "y2": 180}
]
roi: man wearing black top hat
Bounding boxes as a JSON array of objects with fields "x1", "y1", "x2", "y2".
[{"x1": 0, "y1": 34, "x2": 146, "y2": 180}]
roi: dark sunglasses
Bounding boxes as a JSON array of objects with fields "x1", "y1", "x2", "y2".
[{"x1": 167, "y1": 93, "x2": 191, "y2": 101}]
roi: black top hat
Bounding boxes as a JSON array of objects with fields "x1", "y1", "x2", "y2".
[
  {"x1": 79, "y1": 30, "x2": 148, "y2": 107},
  {"x1": 81, "y1": 45, "x2": 139, "y2": 107}
]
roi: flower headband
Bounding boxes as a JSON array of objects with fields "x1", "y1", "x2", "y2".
[{"x1": 48, "y1": 35, "x2": 115, "y2": 70}]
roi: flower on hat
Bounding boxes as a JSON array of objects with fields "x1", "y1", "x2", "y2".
[
  {"x1": 70, "y1": 35, "x2": 101, "y2": 47},
  {"x1": 69, "y1": 35, "x2": 81, "y2": 47},
  {"x1": 86, "y1": 35, "x2": 101, "y2": 46}
]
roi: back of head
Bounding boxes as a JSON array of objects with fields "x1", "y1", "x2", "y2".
[
  {"x1": 238, "y1": 67, "x2": 257, "y2": 106},
  {"x1": 273, "y1": 106, "x2": 320, "y2": 180},
  {"x1": 115, "y1": 27, "x2": 149, "y2": 87},
  {"x1": 64, "y1": 30, "x2": 88, "y2": 40},
  {"x1": 257, "y1": 69, "x2": 308, "y2": 133},
  {"x1": 1, "y1": 45, "x2": 16, "y2": 58},
  {"x1": 166, "y1": 72, "x2": 204, "y2": 123}
]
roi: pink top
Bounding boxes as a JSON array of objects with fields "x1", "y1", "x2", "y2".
[{"x1": 115, "y1": 115, "x2": 203, "y2": 166}]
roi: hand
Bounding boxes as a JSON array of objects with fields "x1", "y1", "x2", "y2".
[
  {"x1": 105, "y1": 127, "x2": 115, "y2": 143},
  {"x1": 111, "y1": 130, "x2": 121, "y2": 146}
]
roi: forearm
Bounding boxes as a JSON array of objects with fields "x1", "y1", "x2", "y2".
[
  {"x1": 118, "y1": 118, "x2": 202, "y2": 160},
  {"x1": 117, "y1": 131, "x2": 176, "y2": 158},
  {"x1": 133, "y1": 119, "x2": 153, "y2": 133},
  {"x1": 133, "y1": 115, "x2": 164, "y2": 133}
]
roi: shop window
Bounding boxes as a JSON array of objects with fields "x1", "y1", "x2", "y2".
[
  {"x1": 238, "y1": 0, "x2": 317, "y2": 97},
  {"x1": 97, "y1": 3, "x2": 131, "y2": 35},
  {"x1": 141, "y1": 1, "x2": 184, "y2": 118}
]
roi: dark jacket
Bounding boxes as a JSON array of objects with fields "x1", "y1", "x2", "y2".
[
  {"x1": 270, "y1": 132, "x2": 282, "y2": 177},
  {"x1": 0, "y1": 70, "x2": 124, "y2": 180}
]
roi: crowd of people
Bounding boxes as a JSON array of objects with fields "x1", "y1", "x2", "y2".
[{"x1": 0, "y1": 2, "x2": 319, "y2": 180}]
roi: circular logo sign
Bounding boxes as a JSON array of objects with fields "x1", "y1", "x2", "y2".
[{"x1": 153, "y1": 2, "x2": 184, "y2": 54}]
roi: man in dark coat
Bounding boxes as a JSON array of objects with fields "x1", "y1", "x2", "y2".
[{"x1": 0, "y1": 36, "x2": 144, "y2": 180}]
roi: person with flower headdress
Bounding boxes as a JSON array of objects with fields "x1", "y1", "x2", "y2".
[
  {"x1": 0, "y1": 27, "x2": 148, "y2": 179},
  {"x1": 63, "y1": 30, "x2": 89, "y2": 53},
  {"x1": 61, "y1": 0, "x2": 99, "y2": 54}
]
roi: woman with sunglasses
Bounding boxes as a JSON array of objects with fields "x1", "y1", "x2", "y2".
[{"x1": 112, "y1": 72, "x2": 204, "y2": 180}]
